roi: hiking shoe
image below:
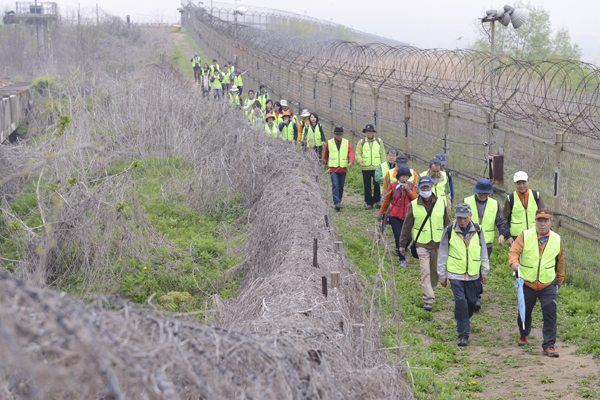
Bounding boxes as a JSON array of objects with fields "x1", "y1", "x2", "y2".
[
  {"x1": 376, "y1": 200, "x2": 382, "y2": 207},
  {"x1": 399, "y1": 260, "x2": 407, "y2": 268},
  {"x1": 365, "y1": 205, "x2": 373, "y2": 210},
  {"x1": 518, "y1": 335, "x2": 528, "y2": 347},
  {"x1": 457, "y1": 338, "x2": 469, "y2": 347},
  {"x1": 543, "y1": 348, "x2": 559, "y2": 357},
  {"x1": 474, "y1": 298, "x2": 482, "y2": 311},
  {"x1": 334, "y1": 204, "x2": 341, "y2": 211},
  {"x1": 423, "y1": 303, "x2": 433, "y2": 312}
]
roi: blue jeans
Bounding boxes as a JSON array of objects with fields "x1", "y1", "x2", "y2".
[
  {"x1": 330, "y1": 172, "x2": 346, "y2": 206},
  {"x1": 450, "y1": 279, "x2": 478, "y2": 339},
  {"x1": 388, "y1": 216, "x2": 411, "y2": 262},
  {"x1": 213, "y1": 88, "x2": 221, "y2": 100}
]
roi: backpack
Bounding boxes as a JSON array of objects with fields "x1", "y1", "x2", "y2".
[
  {"x1": 361, "y1": 136, "x2": 380, "y2": 146},
  {"x1": 508, "y1": 190, "x2": 540, "y2": 210}
]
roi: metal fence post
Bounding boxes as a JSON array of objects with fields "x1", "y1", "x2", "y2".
[
  {"x1": 404, "y1": 94, "x2": 410, "y2": 157},
  {"x1": 553, "y1": 132, "x2": 564, "y2": 232},
  {"x1": 443, "y1": 102, "x2": 450, "y2": 157}
]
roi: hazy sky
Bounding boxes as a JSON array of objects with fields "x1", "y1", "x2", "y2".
[{"x1": 4, "y1": 0, "x2": 600, "y2": 63}]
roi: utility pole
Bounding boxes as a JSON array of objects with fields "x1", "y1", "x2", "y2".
[{"x1": 96, "y1": 4, "x2": 99, "y2": 25}]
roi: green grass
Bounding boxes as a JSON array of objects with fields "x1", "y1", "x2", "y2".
[
  {"x1": 171, "y1": 29, "x2": 210, "y2": 80},
  {"x1": 0, "y1": 157, "x2": 246, "y2": 314},
  {"x1": 331, "y1": 165, "x2": 600, "y2": 399}
]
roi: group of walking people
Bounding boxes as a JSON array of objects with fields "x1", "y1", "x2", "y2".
[
  {"x1": 316, "y1": 123, "x2": 564, "y2": 356},
  {"x1": 191, "y1": 55, "x2": 247, "y2": 101},
  {"x1": 193, "y1": 55, "x2": 565, "y2": 357}
]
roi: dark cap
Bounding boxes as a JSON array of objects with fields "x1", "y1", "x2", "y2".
[
  {"x1": 396, "y1": 156, "x2": 408, "y2": 165},
  {"x1": 396, "y1": 165, "x2": 411, "y2": 177},
  {"x1": 435, "y1": 153, "x2": 448, "y2": 165},
  {"x1": 362, "y1": 124, "x2": 376, "y2": 133},
  {"x1": 455, "y1": 203, "x2": 472, "y2": 218},
  {"x1": 473, "y1": 178, "x2": 493, "y2": 194},
  {"x1": 418, "y1": 176, "x2": 433, "y2": 188},
  {"x1": 212, "y1": 59, "x2": 217, "y2": 62},
  {"x1": 332, "y1": 126, "x2": 346, "y2": 134}
]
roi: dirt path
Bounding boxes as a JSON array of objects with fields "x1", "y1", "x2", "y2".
[{"x1": 330, "y1": 178, "x2": 600, "y2": 400}]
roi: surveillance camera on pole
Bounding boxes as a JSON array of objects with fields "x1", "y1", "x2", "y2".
[{"x1": 480, "y1": 5, "x2": 529, "y2": 172}]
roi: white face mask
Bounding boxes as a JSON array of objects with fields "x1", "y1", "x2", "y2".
[{"x1": 420, "y1": 190, "x2": 432, "y2": 199}]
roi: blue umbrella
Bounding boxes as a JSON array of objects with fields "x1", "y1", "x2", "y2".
[{"x1": 514, "y1": 269, "x2": 526, "y2": 330}]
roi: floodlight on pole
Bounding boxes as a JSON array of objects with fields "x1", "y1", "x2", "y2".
[{"x1": 480, "y1": 5, "x2": 529, "y2": 168}]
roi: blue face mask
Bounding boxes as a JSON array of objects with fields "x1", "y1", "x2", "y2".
[{"x1": 420, "y1": 190, "x2": 432, "y2": 198}]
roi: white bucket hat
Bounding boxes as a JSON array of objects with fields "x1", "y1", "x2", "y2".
[
  {"x1": 280, "y1": 99, "x2": 288, "y2": 107},
  {"x1": 300, "y1": 109, "x2": 310, "y2": 117},
  {"x1": 229, "y1": 85, "x2": 239, "y2": 92}
]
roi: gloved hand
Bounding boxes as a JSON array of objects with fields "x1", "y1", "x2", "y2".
[{"x1": 377, "y1": 214, "x2": 384, "y2": 221}]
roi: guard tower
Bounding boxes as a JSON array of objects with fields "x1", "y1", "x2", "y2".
[{"x1": 12, "y1": 2, "x2": 57, "y2": 54}]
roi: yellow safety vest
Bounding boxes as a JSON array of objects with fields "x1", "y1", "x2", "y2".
[
  {"x1": 280, "y1": 122, "x2": 296, "y2": 141},
  {"x1": 265, "y1": 123, "x2": 278, "y2": 138},
  {"x1": 509, "y1": 190, "x2": 539, "y2": 237},
  {"x1": 234, "y1": 75, "x2": 243, "y2": 87},
  {"x1": 304, "y1": 123, "x2": 324, "y2": 147},
  {"x1": 447, "y1": 224, "x2": 482, "y2": 275},
  {"x1": 244, "y1": 98, "x2": 256, "y2": 116},
  {"x1": 411, "y1": 198, "x2": 446, "y2": 244},
  {"x1": 209, "y1": 64, "x2": 220, "y2": 77},
  {"x1": 229, "y1": 93, "x2": 240, "y2": 106},
  {"x1": 222, "y1": 71, "x2": 231, "y2": 84},
  {"x1": 257, "y1": 92, "x2": 269, "y2": 109},
  {"x1": 328, "y1": 138, "x2": 349, "y2": 168},
  {"x1": 519, "y1": 228, "x2": 561, "y2": 284},
  {"x1": 361, "y1": 138, "x2": 382, "y2": 167},
  {"x1": 465, "y1": 195, "x2": 499, "y2": 244}
]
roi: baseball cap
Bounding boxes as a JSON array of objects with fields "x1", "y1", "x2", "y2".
[
  {"x1": 535, "y1": 209, "x2": 554, "y2": 219},
  {"x1": 418, "y1": 176, "x2": 433, "y2": 188},
  {"x1": 395, "y1": 156, "x2": 408, "y2": 165},
  {"x1": 513, "y1": 171, "x2": 528, "y2": 182},
  {"x1": 396, "y1": 165, "x2": 411, "y2": 177},
  {"x1": 455, "y1": 203, "x2": 472, "y2": 218},
  {"x1": 435, "y1": 153, "x2": 448, "y2": 165}
]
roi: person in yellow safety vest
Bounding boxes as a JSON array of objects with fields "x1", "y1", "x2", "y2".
[
  {"x1": 243, "y1": 90, "x2": 257, "y2": 116},
  {"x1": 504, "y1": 171, "x2": 546, "y2": 246},
  {"x1": 301, "y1": 112, "x2": 326, "y2": 159},
  {"x1": 200, "y1": 64, "x2": 211, "y2": 100},
  {"x1": 210, "y1": 71, "x2": 223, "y2": 101},
  {"x1": 509, "y1": 209, "x2": 565, "y2": 358},
  {"x1": 463, "y1": 178, "x2": 510, "y2": 311},
  {"x1": 191, "y1": 52, "x2": 201, "y2": 82},
  {"x1": 435, "y1": 153, "x2": 455, "y2": 203},
  {"x1": 257, "y1": 84, "x2": 270, "y2": 109},
  {"x1": 209, "y1": 59, "x2": 220, "y2": 77},
  {"x1": 273, "y1": 101, "x2": 283, "y2": 124},
  {"x1": 280, "y1": 100, "x2": 299, "y2": 127},
  {"x1": 322, "y1": 126, "x2": 355, "y2": 211},
  {"x1": 355, "y1": 124, "x2": 387, "y2": 210},
  {"x1": 278, "y1": 111, "x2": 297, "y2": 141},
  {"x1": 399, "y1": 175, "x2": 451, "y2": 312},
  {"x1": 298, "y1": 109, "x2": 310, "y2": 143},
  {"x1": 247, "y1": 101, "x2": 265, "y2": 127},
  {"x1": 383, "y1": 155, "x2": 419, "y2": 193},
  {"x1": 420, "y1": 158, "x2": 451, "y2": 216},
  {"x1": 437, "y1": 203, "x2": 489, "y2": 347},
  {"x1": 264, "y1": 112, "x2": 279, "y2": 138},
  {"x1": 233, "y1": 68, "x2": 247, "y2": 95},
  {"x1": 375, "y1": 148, "x2": 398, "y2": 194},
  {"x1": 228, "y1": 85, "x2": 241, "y2": 108},
  {"x1": 221, "y1": 67, "x2": 232, "y2": 94}
]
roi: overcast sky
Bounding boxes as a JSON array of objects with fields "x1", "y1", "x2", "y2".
[{"x1": 4, "y1": 0, "x2": 600, "y2": 63}]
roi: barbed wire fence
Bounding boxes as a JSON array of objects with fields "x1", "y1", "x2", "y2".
[{"x1": 183, "y1": 5, "x2": 600, "y2": 280}]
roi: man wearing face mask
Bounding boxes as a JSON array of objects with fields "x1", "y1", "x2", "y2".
[
  {"x1": 399, "y1": 176, "x2": 451, "y2": 311},
  {"x1": 420, "y1": 158, "x2": 452, "y2": 216}
]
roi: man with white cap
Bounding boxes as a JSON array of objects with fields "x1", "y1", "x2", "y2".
[
  {"x1": 438, "y1": 202, "x2": 489, "y2": 346},
  {"x1": 399, "y1": 176, "x2": 451, "y2": 311},
  {"x1": 503, "y1": 171, "x2": 546, "y2": 246}
]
